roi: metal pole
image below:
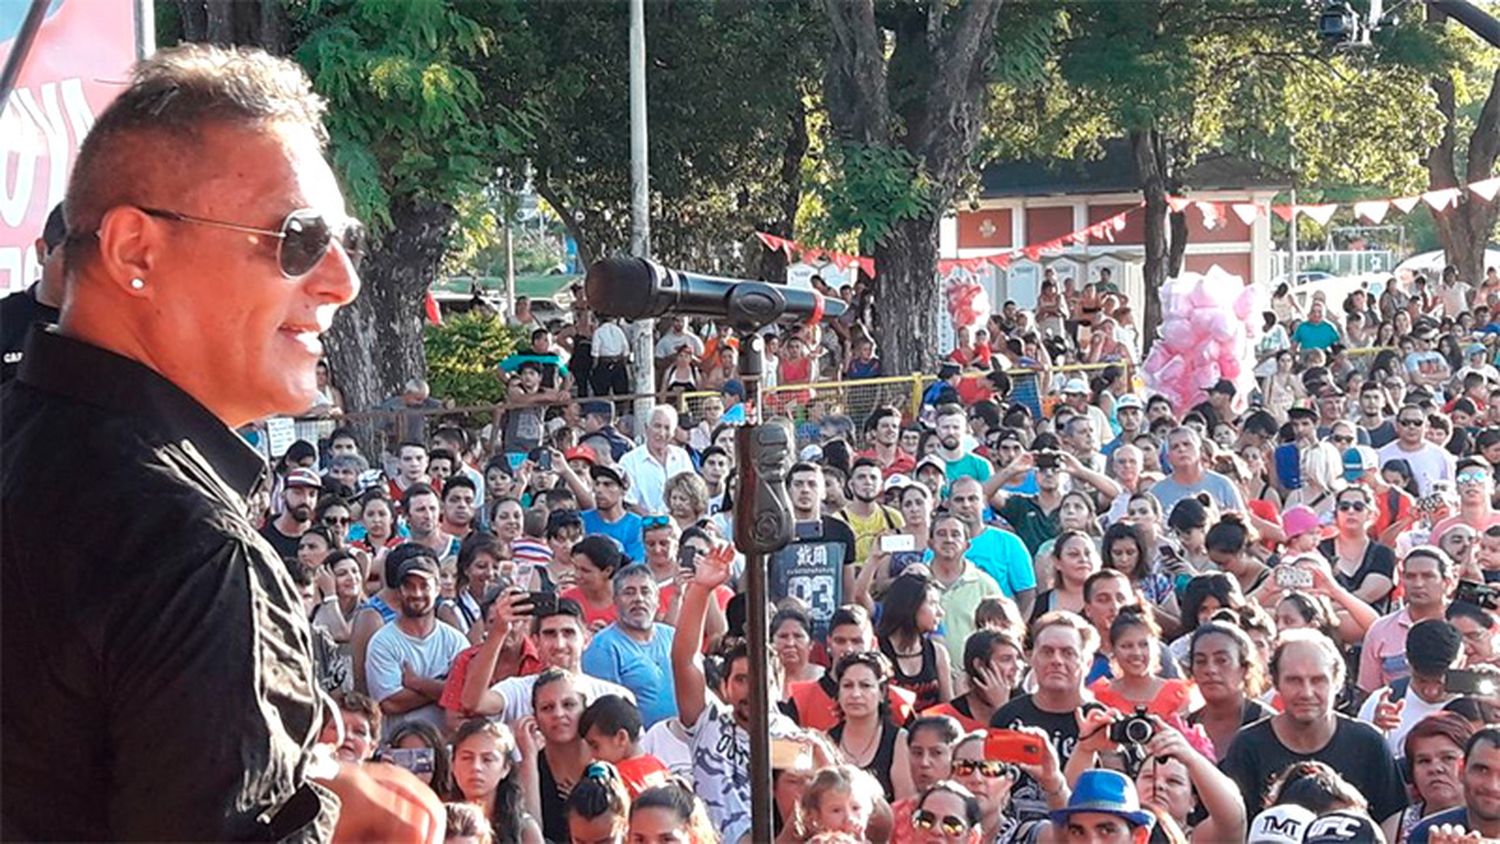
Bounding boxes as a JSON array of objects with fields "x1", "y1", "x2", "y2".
[
  {"x1": 628, "y1": 0, "x2": 656, "y2": 427},
  {"x1": 1288, "y1": 147, "x2": 1299, "y2": 285},
  {"x1": 135, "y1": 0, "x2": 156, "y2": 59},
  {"x1": 0, "y1": 0, "x2": 52, "y2": 116},
  {"x1": 505, "y1": 221, "x2": 516, "y2": 322}
]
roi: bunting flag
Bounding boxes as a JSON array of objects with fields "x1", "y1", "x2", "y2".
[
  {"x1": 1423, "y1": 187, "x2": 1462, "y2": 211},
  {"x1": 1353, "y1": 200, "x2": 1390, "y2": 224},
  {"x1": 1272, "y1": 205, "x2": 1296, "y2": 222},
  {"x1": 1392, "y1": 196, "x2": 1421, "y2": 214},
  {"x1": 1471, "y1": 176, "x2": 1500, "y2": 202},
  {"x1": 1229, "y1": 203, "x2": 1260, "y2": 225},
  {"x1": 1300, "y1": 204, "x2": 1339, "y2": 225},
  {"x1": 1166, "y1": 196, "x2": 1193, "y2": 213},
  {"x1": 424, "y1": 290, "x2": 443, "y2": 326},
  {"x1": 1197, "y1": 201, "x2": 1223, "y2": 231}
]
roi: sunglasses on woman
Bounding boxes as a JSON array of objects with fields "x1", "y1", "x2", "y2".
[
  {"x1": 138, "y1": 206, "x2": 367, "y2": 278},
  {"x1": 912, "y1": 809, "x2": 969, "y2": 836},
  {"x1": 952, "y1": 759, "x2": 1010, "y2": 779}
]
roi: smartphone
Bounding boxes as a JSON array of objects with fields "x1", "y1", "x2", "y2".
[
  {"x1": 526, "y1": 591, "x2": 559, "y2": 616},
  {"x1": 794, "y1": 520, "x2": 824, "y2": 541},
  {"x1": 380, "y1": 747, "x2": 435, "y2": 776},
  {"x1": 1446, "y1": 668, "x2": 1500, "y2": 696},
  {"x1": 889, "y1": 551, "x2": 923, "y2": 576},
  {"x1": 880, "y1": 534, "x2": 916, "y2": 554},
  {"x1": 528, "y1": 448, "x2": 553, "y2": 471},
  {"x1": 678, "y1": 543, "x2": 703, "y2": 574},
  {"x1": 983, "y1": 729, "x2": 1046, "y2": 766},
  {"x1": 771, "y1": 737, "x2": 812, "y2": 771},
  {"x1": 1457, "y1": 579, "x2": 1500, "y2": 610},
  {"x1": 1035, "y1": 451, "x2": 1060, "y2": 470},
  {"x1": 1275, "y1": 566, "x2": 1314, "y2": 590}
]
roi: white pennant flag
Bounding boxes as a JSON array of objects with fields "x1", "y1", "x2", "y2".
[
  {"x1": 1197, "y1": 202, "x2": 1222, "y2": 230},
  {"x1": 1470, "y1": 177, "x2": 1500, "y2": 202},
  {"x1": 1423, "y1": 187, "x2": 1462, "y2": 211},
  {"x1": 1392, "y1": 196, "x2": 1421, "y2": 214},
  {"x1": 1299, "y1": 204, "x2": 1339, "y2": 225},
  {"x1": 1353, "y1": 200, "x2": 1390, "y2": 223},
  {"x1": 1229, "y1": 203, "x2": 1260, "y2": 225}
]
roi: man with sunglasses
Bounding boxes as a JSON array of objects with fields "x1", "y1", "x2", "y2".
[
  {"x1": 1, "y1": 45, "x2": 439, "y2": 841},
  {"x1": 1432, "y1": 458, "x2": 1500, "y2": 537},
  {"x1": 1379, "y1": 404, "x2": 1456, "y2": 497}
]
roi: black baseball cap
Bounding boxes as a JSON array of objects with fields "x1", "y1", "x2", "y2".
[{"x1": 589, "y1": 464, "x2": 629, "y2": 489}]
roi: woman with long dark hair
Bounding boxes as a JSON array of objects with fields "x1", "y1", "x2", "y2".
[
  {"x1": 876, "y1": 573, "x2": 953, "y2": 711},
  {"x1": 449, "y1": 718, "x2": 542, "y2": 844},
  {"x1": 515, "y1": 668, "x2": 592, "y2": 843},
  {"x1": 1185, "y1": 621, "x2": 1273, "y2": 761},
  {"x1": 1089, "y1": 607, "x2": 1197, "y2": 720},
  {"x1": 829, "y1": 651, "x2": 914, "y2": 802},
  {"x1": 1028, "y1": 530, "x2": 1101, "y2": 624},
  {"x1": 437, "y1": 532, "x2": 504, "y2": 640}
]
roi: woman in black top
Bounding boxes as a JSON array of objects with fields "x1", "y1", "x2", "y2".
[
  {"x1": 875, "y1": 572, "x2": 952, "y2": 712},
  {"x1": 827, "y1": 652, "x2": 913, "y2": 802},
  {"x1": 516, "y1": 669, "x2": 590, "y2": 844},
  {"x1": 1184, "y1": 621, "x2": 1275, "y2": 761}
]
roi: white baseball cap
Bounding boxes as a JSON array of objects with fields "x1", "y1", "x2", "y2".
[{"x1": 1248, "y1": 805, "x2": 1316, "y2": 844}]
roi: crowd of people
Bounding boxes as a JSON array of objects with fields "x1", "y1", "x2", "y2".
[
  {"x1": 16, "y1": 41, "x2": 1500, "y2": 844},
  {"x1": 193, "y1": 250, "x2": 1500, "y2": 844}
]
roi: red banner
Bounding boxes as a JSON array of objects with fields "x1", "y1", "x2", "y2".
[{"x1": 1, "y1": 0, "x2": 141, "y2": 292}]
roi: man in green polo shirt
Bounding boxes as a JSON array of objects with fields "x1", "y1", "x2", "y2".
[
  {"x1": 1291, "y1": 302, "x2": 1341, "y2": 352},
  {"x1": 928, "y1": 513, "x2": 1004, "y2": 669}
]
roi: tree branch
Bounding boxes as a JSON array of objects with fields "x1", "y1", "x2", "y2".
[{"x1": 1465, "y1": 65, "x2": 1500, "y2": 182}]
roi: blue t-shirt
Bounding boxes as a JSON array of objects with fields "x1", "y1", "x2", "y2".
[
  {"x1": 967, "y1": 526, "x2": 1036, "y2": 598},
  {"x1": 1408, "y1": 806, "x2": 1468, "y2": 844},
  {"x1": 581, "y1": 623, "x2": 678, "y2": 727},
  {"x1": 581, "y1": 509, "x2": 646, "y2": 563},
  {"x1": 1291, "y1": 320, "x2": 1339, "y2": 350}
]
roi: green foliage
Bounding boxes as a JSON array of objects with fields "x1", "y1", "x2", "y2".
[
  {"x1": 423, "y1": 311, "x2": 525, "y2": 409},
  {"x1": 291, "y1": 0, "x2": 530, "y2": 236},
  {"x1": 809, "y1": 143, "x2": 935, "y2": 251}
]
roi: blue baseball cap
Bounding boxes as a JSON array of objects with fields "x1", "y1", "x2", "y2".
[{"x1": 1049, "y1": 770, "x2": 1155, "y2": 830}]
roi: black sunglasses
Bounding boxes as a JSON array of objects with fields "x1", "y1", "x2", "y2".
[
  {"x1": 1336, "y1": 501, "x2": 1367, "y2": 512},
  {"x1": 139, "y1": 206, "x2": 367, "y2": 278},
  {"x1": 1398, "y1": 417, "x2": 1426, "y2": 427},
  {"x1": 323, "y1": 516, "x2": 352, "y2": 526}
]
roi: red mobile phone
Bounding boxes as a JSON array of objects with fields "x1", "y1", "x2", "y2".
[{"x1": 983, "y1": 729, "x2": 1046, "y2": 766}]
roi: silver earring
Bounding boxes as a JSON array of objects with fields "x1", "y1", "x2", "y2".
[{"x1": 130, "y1": 278, "x2": 145, "y2": 290}]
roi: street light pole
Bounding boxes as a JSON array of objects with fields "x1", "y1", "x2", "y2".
[{"x1": 628, "y1": 0, "x2": 655, "y2": 423}]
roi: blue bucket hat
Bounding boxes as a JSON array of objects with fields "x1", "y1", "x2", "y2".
[{"x1": 1049, "y1": 770, "x2": 1155, "y2": 830}]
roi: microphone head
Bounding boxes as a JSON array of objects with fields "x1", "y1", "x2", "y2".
[
  {"x1": 585, "y1": 257, "x2": 666, "y2": 320},
  {"x1": 819, "y1": 295, "x2": 848, "y2": 321}
]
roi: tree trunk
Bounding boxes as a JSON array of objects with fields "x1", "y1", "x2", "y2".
[
  {"x1": 1168, "y1": 210, "x2": 1188, "y2": 277},
  {"x1": 324, "y1": 198, "x2": 455, "y2": 455},
  {"x1": 1429, "y1": 69, "x2": 1500, "y2": 286},
  {"x1": 757, "y1": 97, "x2": 809, "y2": 283},
  {"x1": 1134, "y1": 129, "x2": 1169, "y2": 345},
  {"x1": 872, "y1": 216, "x2": 942, "y2": 376}
]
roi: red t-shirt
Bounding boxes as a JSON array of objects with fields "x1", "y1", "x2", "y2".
[
  {"x1": 440, "y1": 638, "x2": 543, "y2": 715},
  {"x1": 858, "y1": 448, "x2": 916, "y2": 478},
  {"x1": 560, "y1": 587, "x2": 617, "y2": 629},
  {"x1": 615, "y1": 754, "x2": 672, "y2": 798},
  {"x1": 786, "y1": 677, "x2": 915, "y2": 732}
]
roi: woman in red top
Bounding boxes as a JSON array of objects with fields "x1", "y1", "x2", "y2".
[
  {"x1": 559, "y1": 535, "x2": 622, "y2": 631},
  {"x1": 1089, "y1": 606, "x2": 1198, "y2": 720}
]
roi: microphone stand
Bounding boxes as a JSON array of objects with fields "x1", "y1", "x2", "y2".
[{"x1": 725, "y1": 289, "x2": 794, "y2": 844}]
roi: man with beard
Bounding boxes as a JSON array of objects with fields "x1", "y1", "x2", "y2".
[
  {"x1": 933, "y1": 403, "x2": 993, "y2": 485},
  {"x1": 1358, "y1": 380, "x2": 1398, "y2": 448},
  {"x1": 839, "y1": 457, "x2": 905, "y2": 561},
  {"x1": 438, "y1": 475, "x2": 477, "y2": 539},
  {"x1": 1220, "y1": 630, "x2": 1408, "y2": 842},
  {"x1": 363, "y1": 553, "x2": 469, "y2": 737},
  {"x1": 403, "y1": 483, "x2": 459, "y2": 559},
  {"x1": 860, "y1": 405, "x2": 916, "y2": 477},
  {"x1": 260, "y1": 467, "x2": 321, "y2": 557},
  {"x1": 673, "y1": 540, "x2": 799, "y2": 844},
  {"x1": 582, "y1": 564, "x2": 677, "y2": 728},
  {"x1": 1408, "y1": 727, "x2": 1500, "y2": 843},
  {"x1": 1102, "y1": 395, "x2": 1145, "y2": 457},
  {"x1": 1396, "y1": 712, "x2": 1473, "y2": 838}
]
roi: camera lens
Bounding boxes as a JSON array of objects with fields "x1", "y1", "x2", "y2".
[{"x1": 1125, "y1": 719, "x2": 1154, "y2": 744}]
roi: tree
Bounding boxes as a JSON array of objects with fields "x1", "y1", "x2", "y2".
[
  {"x1": 1426, "y1": 53, "x2": 1500, "y2": 285},
  {"x1": 819, "y1": 0, "x2": 1007, "y2": 375},
  {"x1": 482, "y1": 0, "x2": 823, "y2": 278}
]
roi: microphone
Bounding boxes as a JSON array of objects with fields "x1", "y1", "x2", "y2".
[{"x1": 584, "y1": 257, "x2": 846, "y2": 327}]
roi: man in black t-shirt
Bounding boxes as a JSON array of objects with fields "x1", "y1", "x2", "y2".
[
  {"x1": 1220, "y1": 630, "x2": 1408, "y2": 841},
  {"x1": 990, "y1": 612, "x2": 1097, "y2": 832},
  {"x1": 0, "y1": 204, "x2": 64, "y2": 383},
  {"x1": 259, "y1": 467, "x2": 321, "y2": 558}
]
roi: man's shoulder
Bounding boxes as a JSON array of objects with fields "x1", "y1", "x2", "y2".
[
  {"x1": 1409, "y1": 805, "x2": 1468, "y2": 843},
  {"x1": 1334, "y1": 711, "x2": 1394, "y2": 746},
  {"x1": 990, "y1": 693, "x2": 1036, "y2": 724}
]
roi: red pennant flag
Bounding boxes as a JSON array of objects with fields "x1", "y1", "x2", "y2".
[
  {"x1": 755, "y1": 231, "x2": 778, "y2": 251},
  {"x1": 857, "y1": 257, "x2": 876, "y2": 277},
  {"x1": 1272, "y1": 205, "x2": 1295, "y2": 222},
  {"x1": 1166, "y1": 196, "x2": 1192, "y2": 213},
  {"x1": 987, "y1": 253, "x2": 1013, "y2": 269},
  {"x1": 424, "y1": 290, "x2": 443, "y2": 326}
]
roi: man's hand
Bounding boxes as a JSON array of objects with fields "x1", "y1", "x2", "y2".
[
  {"x1": 399, "y1": 663, "x2": 423, "y2": 693},
  {"x1": 1074, "y1": 707, "x2": 1119, "y2": 755},
  {"x1": 320, "y1": 760, "x2": 445, "y2": 844},
  {"x1": 1428, "y1": 825, "x2": 1494, "y2": 844},
  {"x1": 692, "y1": 541, "x2": 735, "y2": 591},
  {"x1": 1372, "y1": 688, "x2": 1405, "y2": 733},
  {"x1": 1013, "y1": 724, "x2": 1064, "y2": 795}
]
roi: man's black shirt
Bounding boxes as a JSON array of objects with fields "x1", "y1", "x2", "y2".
[
  {"x1": 0, "y1": 284, "x2": 60, "y2": 383},
  {"x1": 261, "y1": 521, "x2": 305, "y2": 559},
  {"x1": 1, "y1": 329, "x2": 334, "y2": 841}
]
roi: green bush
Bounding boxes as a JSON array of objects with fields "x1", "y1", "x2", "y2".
[{"x1": 424, "y1": 311, "x2": 525, "y2": 411}]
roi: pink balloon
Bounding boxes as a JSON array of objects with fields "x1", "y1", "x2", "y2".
[
  {"x1": 1161, "y1": 319, "x2": 1195, "y2": 353},
  {"x1": 1234, "y1": 287, "x2": 1256, "y2": 320},
  {"x1": 1188, "y1": 282, "x2": 1216, "y2": 309},
  {"x1": 1190, "y1": 310, "x2": 1215, "y2": 335},
  {"x1": 1219, "y1": 354, "x2": 1242, "y2": 380}
]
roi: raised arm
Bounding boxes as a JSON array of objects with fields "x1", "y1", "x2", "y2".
[{"x1": 672, "y1": 542, "x2": 734, "y2": 727}]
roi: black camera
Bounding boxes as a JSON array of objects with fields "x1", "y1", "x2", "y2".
[
  {"x1": 1456, "y1": 579, "x2": 1500, "y2": 611},
  {"x1": 1108, "y1": 706, "x2": 1156, "y2": 746}
]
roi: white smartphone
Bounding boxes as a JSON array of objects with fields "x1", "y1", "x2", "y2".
[{"x1": 880, "y1": 534, "x2": 916, "y2": 553}]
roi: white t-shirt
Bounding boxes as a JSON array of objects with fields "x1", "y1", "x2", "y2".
[
  {"x1": 1377, "y1": 440, "x2": 1455, "y2": 497},
  {"x1": 618, "y1": 444, "x2": 695, "y2": 514},
  {"x1": 365, "y1": 620, "x2": 470, "y2": 736},
  {"x1": 1440, "y1": 282, "x2": 1472, "y2": 318},
  {"x1": 489, "y1": 672, "x2": 634, "y2": 723},
  {"x1": 654, "y1": 330, "x2": 704, "y2": 359},
  {"x1": 640, "y1": 717, "x2": 695, "y2": 779},
  {"x1": 1356, "y1": 683, "x2": 1451, "y2": 753},
  {"x1": 593, "y1": 322, "x2": 630, "y2": 359},
  {"x1": 686, "y1": 693, "x2": 798, "y2": 844}
]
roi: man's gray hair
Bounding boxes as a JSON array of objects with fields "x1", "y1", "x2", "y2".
[
  {"x1": 66, "y1": 45, "x2": 328, "y2": 265},
  {"x1": 330, "y1": 454, "x2": 370, "y2": 473},
  {"x1": 611, "y1": 563, "x2": 656, "y2": 596}
]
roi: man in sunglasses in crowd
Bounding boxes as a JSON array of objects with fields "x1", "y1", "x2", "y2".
[{"x1": 1, "y1": 45, "x2": 438, "y2": 840}]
